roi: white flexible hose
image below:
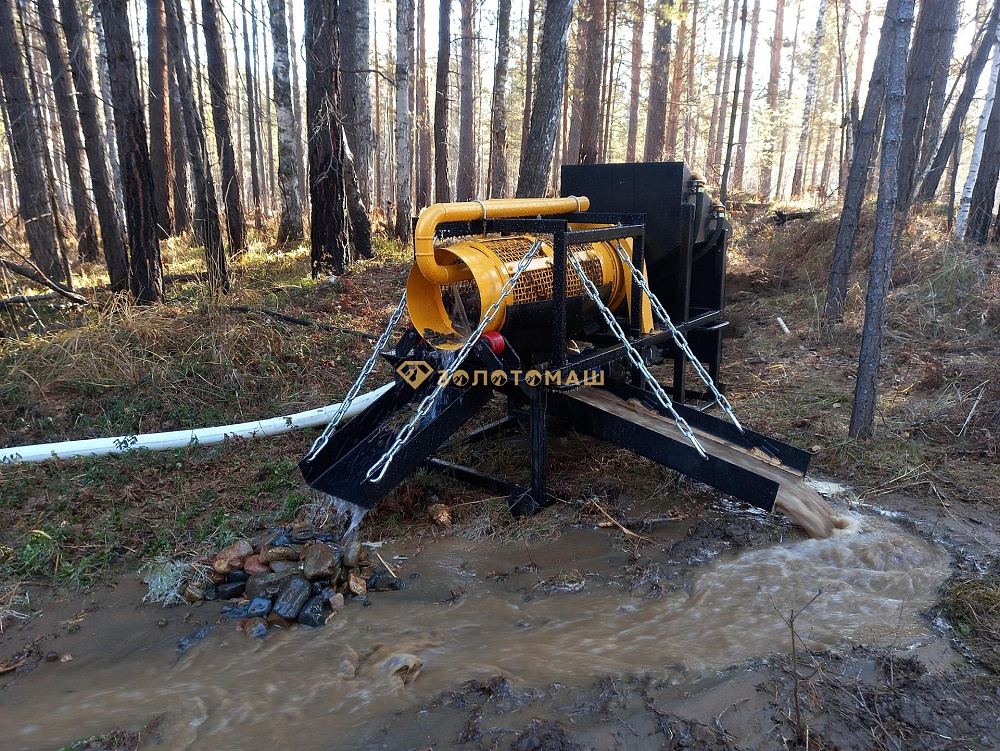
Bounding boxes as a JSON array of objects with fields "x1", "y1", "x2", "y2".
[{"x1": 0, "y1": 383, "x2": 393, "y2": 464}]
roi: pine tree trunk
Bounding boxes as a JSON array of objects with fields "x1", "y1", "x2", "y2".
[
  {"x1": 851, "y1": 0, "x2": 915, "y2": 439},
  {"x1": 732, "y1": 0, "x2": 760, "y2": 191},
  {"x1": 520, "y1": 0, "x2": 537, "y2": 165},
  {"x1": 168, "y1": 59, "x2": 191, "y2": 233},
  {"x1": 917, "y1": 0, "x2": 958, "y2": 181},
  {"x1": 919, "y1": 3, "x2": 999, "y2": 202},
  {"x1": 577, "y1": 0, "x2": 606, "y2": 164},
  {"x1": 94, "y1": 0, "x2": 164, "y2": 302},
  {"x1": 341, "y1": 122, "x2": 373, "y2": 258},
  {"x1": 516, "y1": 0, "x2": 575, "y2": 198},
  {"x1": 415, "y1": 0, "x2": 432, "y2": 208},
  {"x1": 305, "y1": 0, "x2": 350, "y2": 274},
  {"x1": 488, "y1": 0, "x2": 511, "y2": 197},
  {"x1": 455, "y1": 0, "x2": 476, "y2": 199},
  {"x1": 720, "y1": 0, "x2": 748, "y2": 204},
  {"x1": 267, "y1": 0, "x2": 304, "y2": 243},
  {"x1": 843, "y1": 0, "x2": 870, "y2": 186},
  {"x1": 791, "y1": 0, "x2": 828, "y2": 199},
  {"x1": 683, "y1": 0, "x2": 698, "y2": 161},
  {"x1": 664, "y1": 0, "x2": 687, "y2": 158},
  {"x1": 57, "y1": 0, "x2": 129, "y2": 288},
  {"x1": 0, "y1": 0, "x2": 66, "y2": 282},
  {"x1": 707, "y1": 0, "x2": 731, "y2": 172},
  {"x1": 396, "y1": 0, "x2": 414, "y2": 238},
  {"x1": 643, "y1": 0, "x2": 673, "y2": 162},
  {"x1": 625, "y1": 0, "x2": 644, "y2": 162},
  {"x1": 37, "y1": 0, "x2": 102, "y2": 259},
  {"x1": 434, "y1": 0, "x2": 452, "y2": 202},
  {"x1": 711, "y1": 0, "x2": 740, "y2": 169},
  {"x1": 897, "y1": 0, "x2": 958, "y2": 204},
  {"x1": 145, "y1": 0, "x2": 174, "y2": 238},
  {"x1": 825, "y1": 0, "x2": 898, "y2": 322},
  {"x1": 166, "y1": 0, "x2": 229, "y2": 292},
  {"x1": 243, "y1": 0, "x2": 263, "y2": 230},
  {"x1": 340, "y1": 0, "x2": 374, "y2": 206},
  {"x1": 956, "y1": 25, "x2": 1000, "y2": 241},
  {"x1": 202, "y1": 0, "x2": 247, "y2": 254}
]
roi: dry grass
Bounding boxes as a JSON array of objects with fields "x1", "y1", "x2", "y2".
[
  {"x1": 942, "y1": 576, "x2": 1000, "y2": 673},
  {"x1": 724, "y1": 204, "x2": 1000, "y2": 506}
]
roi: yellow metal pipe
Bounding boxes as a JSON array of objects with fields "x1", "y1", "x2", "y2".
[{"x1": 413, "y1": 196, "x2": 591, "y2": 285}]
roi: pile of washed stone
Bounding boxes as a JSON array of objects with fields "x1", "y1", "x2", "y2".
[{"x1": 188, "y1": 528, "x2": 407, "y2": 636}]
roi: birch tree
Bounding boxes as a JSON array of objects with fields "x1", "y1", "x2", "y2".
[
  {"x1": 955, "y1": 22, "x2": 1000, "y2": 240},
  {"x1": 396, "y1": 0, "x2": 414, "y2": 241},
  {"x1": 790, "y1": 0, "x2": 829, "y2": 199},
  {"x1": 340, "y1": 0, "x2": 374, "y2": 205},
  {"x1": 268, "y1": 0, "x2": 304, "y2": 243}
]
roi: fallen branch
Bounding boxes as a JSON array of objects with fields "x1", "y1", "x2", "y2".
[
  {"x1": 0, "y1": 243, "x2": 88, "y2": 305},
  {"x1": 588, "y1": 499, "x2": 654, "y2": 543},
  {"x1": 373, "y1": 549, "x2": 398, "y2": 578},
  {"x1": 0, "y1": 660, "x2": 27, "y2": 675},
  {"x1": 0, "y1": 291, "x2": 63, "y2": 310}
]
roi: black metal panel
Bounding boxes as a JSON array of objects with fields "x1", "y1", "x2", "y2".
[
  {"x1": 299, "y1": 382, "x2": 494, "y2": 508},
  {"x1": 548, "y1": 390, "x2": 779, "y2": 511},
  {"x1": 561, "y1": 162, "x2": 692, "y2": 269}
]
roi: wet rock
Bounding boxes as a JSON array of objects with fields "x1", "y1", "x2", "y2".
[
  {"x1": 226, "y1": 569, "x2": 250, "y2": 584},
  {"x1": 212, "y1": 540, "x2": 253, "y2": 574},
  {"x1": 177, "y1": 625, "x2": 212, "y2": 653},
  {"x1": 409, "y1": 572, "x2": 421, "y2": 580},
  {"x1": 245, "y1": 569, "x2": 298, "y2": 600},
  {"x1": 259, "y1": 545, "x2": 298, "y2": 564},
  {"x1": 273, "y1": 576, "x2": 311, "y2": 620},
  {"x1": 216, "y1": 581, "x2": 246, "y2": 600},
  {"x1": 224, "y1": 604, "x2": 250, "y2": 619},
  {"x1": 297, "y1": 595, "x2": 328, "y2": 627},
  {"x1": 428, "y1": 502, "x2": 452, "y2": 526},
  {"x1": 266, "y1": 611, "x2": 294, "y2": 628},
  {"x1": 45, "y1": 651, "x2": 58, "y2": 663},
  {"x1": 269, "y1": 560, "x2": 298, "y2": 573},
  {"x1": 342, "y1": 541, "x2": 364, "y2": 568},
  {"x1": 242, "y1": 617, "x2": 268, "y2": 638},
  {"x1": 247, "y1": 597, "x2": 272, "y2": 618},
  {"x1": 348, "y1": 571, "x2": 367, "y2": 596},
  {"x1": 204, "y1": 584, "x2": 218, "y2": 601},
  {"x1": 157, "y1": 618, "x2": 168, "y2": 627},
  {"x1": 379, "y1": 576, "x2": 407, "y2": 592},
  {"x1": 243, "y1": 555, "x2": 270, "y2": 576},
  {"x1": 327, "y1": 592, "x2": 345, "y2": 609},
  {"x1": 182, "y1": 584, "x2": 205, "y2": 602},
  {"x1": 302, "y1": 543, "x2": 340, "y2": 581}
]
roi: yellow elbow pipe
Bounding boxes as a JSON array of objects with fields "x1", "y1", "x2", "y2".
[{"x1": 413, "y1": 196, "x2": 591, "y2": 285}]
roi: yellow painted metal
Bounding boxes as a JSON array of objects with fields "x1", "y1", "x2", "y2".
[
  {"x1": 406, "y1": 199, "x2": 654, "y2": 350},
  {"x1": 412, "y1": 197, "x2": 591, "y2": 285}
]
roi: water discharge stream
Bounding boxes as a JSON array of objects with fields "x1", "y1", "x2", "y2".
[{"x1": 1, "y1": 509, "x2": 949, "y2": 750}]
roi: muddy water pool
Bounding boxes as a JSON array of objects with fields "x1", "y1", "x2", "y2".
[{"x1": 0, "y1": 507, "x2": 950, "y2": 750}]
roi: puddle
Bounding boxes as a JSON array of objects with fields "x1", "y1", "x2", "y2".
[{"x1": 0, "y1": 509, "x2": 951, "y2": 750}]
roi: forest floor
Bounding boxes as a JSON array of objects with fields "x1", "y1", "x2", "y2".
[{"x1": 1, "y1": 206, "x2": 1000, "y2": 750}]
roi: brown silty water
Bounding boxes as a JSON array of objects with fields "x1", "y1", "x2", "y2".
[{"x1": 1, "y1": 505, "x2": 949, "y2": 751}]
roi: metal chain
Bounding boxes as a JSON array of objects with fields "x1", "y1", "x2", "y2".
[
  {"x1": 304, "y1": 291, "x2": 410, "y2": 463},
  {"x1": 568, "y1": 252, "x2": 708, "y2": 459},
  {"x1": 613, "y1": 241, "x2": 744, "y2": 432},
  {"x1": 366, "y1": 239, "x2": 545, "y2": 483}
]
